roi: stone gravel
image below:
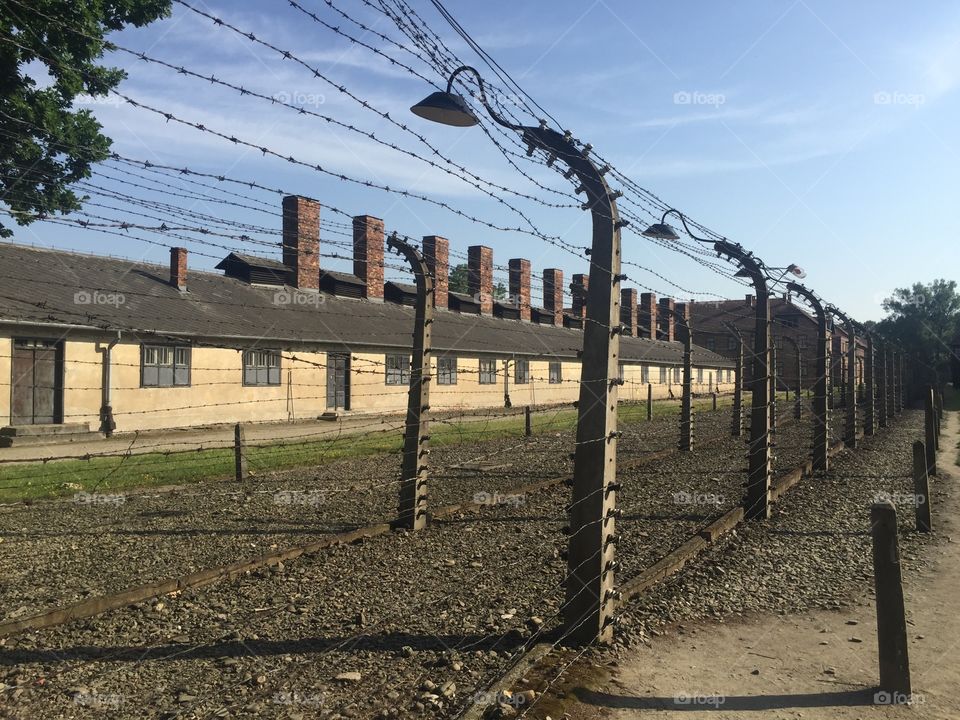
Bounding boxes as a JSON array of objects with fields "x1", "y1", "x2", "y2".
[{"x1": 0, "y1": 401, "x2": 894, "y2": 720}]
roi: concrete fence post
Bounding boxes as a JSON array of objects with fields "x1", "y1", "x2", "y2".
[
  {"x1": 864, "y1": 335, "x2": 876, "y2": 436},
  {"x1": 933, "y1": 388, "x2": 942, "y2": 449},
  {"x1": 885, "y1": 347, "x2": 895, "y2": 422},
  {"x1": 870, "y1": 500, "x2": 912, "y2": 701},
  {"x1": 388, "y1": 234, "x2": 433, "y2": 531},
  {"x1": 912, "y1": 441, "x2": 931, "y2": 533},
  {"x1": 234, "y1": 423, "x2": 247, "y2": 481},
  {"x1": 716, "y1": 242, "x2": 771, "y2": 519},
  {"x1": 678, "y1": 312, "x2": 693, "y2": 452},
  {"x1": 732, "y1": 333, "x2": 744, "y2": 437},
  {"x1": 770, "y1": 340, "x2": 777, "y2": 439},
  {"x1": 878, "y1": 344, "x2": 889, "y2": 429},
  {"x1": 563, "y1": 134, "x2": 623, "y2": 647},
  {"x1": 787, "y1": 283, "x2": 830, "y2": 473},
  {"x1": 895, "y1": 351, "x2": 904, "y2": 414},
  {"x1": 924, "y1": 387, "x2": 938, "y2": 477},
  {"x1": 525, "y1": 406, "x2": 532, "y2": 437}
]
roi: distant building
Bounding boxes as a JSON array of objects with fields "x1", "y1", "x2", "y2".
[
  {"x1": 0, "y1": 196, "x2": 733, "y2": 438},
  {"x1": 685, "y1": 294, "x2": 866, "y2": 393}
]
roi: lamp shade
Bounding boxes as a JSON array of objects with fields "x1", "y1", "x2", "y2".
[
  {"x1": 787, "y1": 264, "x2": 806, "y2": 279},
  {"x1": 410, "y1": 91, "x2": 479, "y2": 127},
  {"x1": 642, "y1": 222, "x2": 680, "y2": 240}
]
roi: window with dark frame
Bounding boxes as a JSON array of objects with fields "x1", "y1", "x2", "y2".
[
  {"x1": 697, "y1": 367, "x2": 704, "y2": 383},
  {"x1": 479, "y1": 358, "x2": 497, "y2": 385},
  {"x1": 515, "y1": 358, "x2": 530, "y2": 384},
  {"x1": 727, "y1": 336, "x2": 738, "y2": 350},
  {"x1": 385, "y1": 354, "x2": 411, "y2": 385},
  {"x1": 548, "y1": 361, "x2": 562, "y2": 384},
  {"x1": 437, "y1": 356, "x2": 457, "y2": 385},
  {"x1": 243, "y1": 349, "x2": 281, "y2": 386},
  {"x1": 705, "y1": 336, "x2": 716, "y2": 351},
  {"x1": 659, "y1": 366, "x2": 667, "y2": 384},
  {"x1": 673, "y1": 366, "x2": 681, "y2": 383},
  {"x1": 640, "y1": 364, "x2": 650, "y2": 383},
  {"x1": 141, "y1": 344, "x2": 190, "y2": 387}
]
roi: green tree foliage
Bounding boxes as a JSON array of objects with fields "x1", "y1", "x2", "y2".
[
  {"x1": 876, "y1": 279, "x2": 960, "y2": 385},
  {"x1": 447, "y1": 263, "x2": 507, "y2": 301},
  {"x1": 0, "y1": 0, "x2": 171, "y2": 237},
  {"x1": 449, "y1": 263, "x2": 468, "y2": 294}
]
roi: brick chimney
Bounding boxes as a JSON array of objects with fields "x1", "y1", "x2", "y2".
[
  {"x1": 620, "y1": 288, "x2": 638, "y2": 336},
  {"x1": 352, "y1": 215, "x2": 384, "y2": 301},
  {"x1": 282, "y1": 195, "x2": 320, "y2": 290},
  {"x1": 468, "y1": 245, "x2": 493, "y2": 316},
  {"x1": 638, "y1": 292, "x2": 657, "y2": 340},
  {"x1": 508, "y1": 258, "x2": 531, "y2": 321},
  {"x1": 422, "y1": 236, "x2": 449, "y2": 310},
  {"x1": 658, "y1": 297, "x2": 676, "y2": 342},
  {"x1": 169, "y1": 247, "x2": 187, "y2": 291},
  {"x1": 571, "y1": 274, "x2": 589, "y2": 319},
  {"x1": 675, "y1": 302, "x2": 691, "y2": 343},
  {"x1": 543, "y1": 268, "x2": 563, "y2": 326}
]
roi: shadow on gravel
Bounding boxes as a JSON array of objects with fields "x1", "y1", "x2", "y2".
[
  {"x1": 572, "y1": 686, "x2": 878, "y2": 711},
  {"x1": 0, "y1": 630, "x2": 543, "y2": 665}
]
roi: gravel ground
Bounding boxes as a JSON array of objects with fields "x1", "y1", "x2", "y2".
[
  {"x1": 0, "y1": 400, "x2": 871, "y2": 720},
  {"x1": 0, "y1": 404, "x2": 715, "y2": 618},
  {"x1": 519, "y1": 407, "x2": 935, "y2": 720}
]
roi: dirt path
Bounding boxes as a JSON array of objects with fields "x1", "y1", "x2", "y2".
[{"x1": 561, "y1": 408, "x2": 960, "y2": 720}]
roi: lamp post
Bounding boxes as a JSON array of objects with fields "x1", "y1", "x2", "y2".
[
  {"x1": 643, "y1": 211, "x2": 805, "y2": 520},
  {"x1": 413, "y1": 66, "x2": 625, "y2": 645}
]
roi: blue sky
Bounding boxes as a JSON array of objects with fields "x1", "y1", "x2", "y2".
[{"x1": 10, "y1": 0, "x2": 960, "y2": 319}]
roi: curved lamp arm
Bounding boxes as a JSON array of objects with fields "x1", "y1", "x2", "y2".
[
  {"x1": 446, "y1": 65, "x2": 525, "y2": 131},
  {"x1": 657, "y1": 208, "x2": 715, "y2": 244}
]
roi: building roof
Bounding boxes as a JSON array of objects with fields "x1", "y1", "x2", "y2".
[
  {"x1": 214, "y1": 252, "x2": 288, "y2": 272},
  {"x1": 0, "y1": 243, "x2": 733, "y2": 367}
]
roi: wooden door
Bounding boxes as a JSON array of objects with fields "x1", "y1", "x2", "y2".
[
  {"x1": 10, "y1": 339, "x2": 63, "y2": 425},
  {"x1": 326, "y1": 353, "x2": 350, "y2": 410}
]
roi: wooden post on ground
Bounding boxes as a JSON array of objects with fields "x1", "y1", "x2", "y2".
[
  {"x1": 525, "y1": 406, "x2": 532, "y2": 437},
  {"x1": 234, "y1": 423, "x2": 247, "y2": 481},
  {"x1": 925, "y1": 387, "x2": 938, "y2": 477},
  {"x1": 912, "y1": 441, "x2": 931, "y2": 533},
  {"x1": 712, "y1": 392, "x2": 718, "y2": 412},
  {"x1": 646, "y1": 383, "x2": 653, "y2": 421},
  {"x1": 870, "y1": 500, "x2": 912, "y2": 701}
]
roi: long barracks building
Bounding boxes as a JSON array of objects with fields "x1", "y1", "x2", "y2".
[{"x1": 0, "y1": 196, "x2": 734, "y2": 436}]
